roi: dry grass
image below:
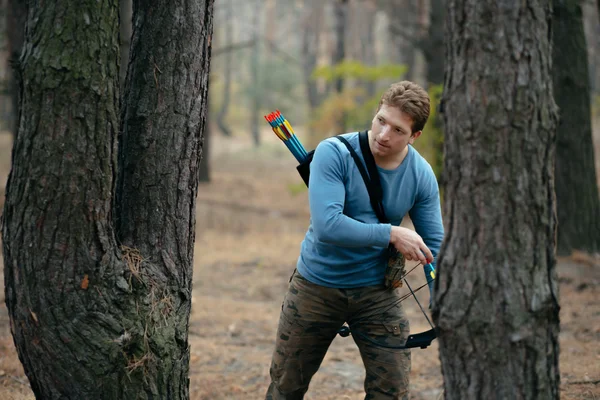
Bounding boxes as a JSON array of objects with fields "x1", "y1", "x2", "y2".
[{"x1": 0, "y1": 126, "x2": 599, "y2": 399}]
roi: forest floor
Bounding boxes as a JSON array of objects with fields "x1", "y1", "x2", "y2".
[{"x1": 0, "y1": 124, "x2": 599, "y2": 400}]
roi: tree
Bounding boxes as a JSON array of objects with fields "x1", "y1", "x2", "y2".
[
  {"x1": 301, "y1": 0, "x2": 324, "y2": 111},
  {"x1": 552, "y1": 0, "x2": 600, "y2": 255},
  {"x1": 423, "y1": 0, "x2": 445, "y2": 86},
  {"x1": 433, "y1": 1, "x2": 560, "y2": 398},
  {"x1": 332, "y1": 0, "x2": 348, "y2": 132},
  {"x1": 2, "y1": 0, "x2": 215, "y2": 398},
  {"x1": 215, "y1": 0, "x2": 233, "y2": 138}
]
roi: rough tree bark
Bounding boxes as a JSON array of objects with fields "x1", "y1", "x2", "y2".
[
  {"x1": 433, "y1": 1, "x2": 560, "y2": 399},
  {"x1": 552, "y1": 0, "x2": 600, "y2": 255},
  {"x1": 3, "y1": 0, "x2": 214, "y2": 398}
]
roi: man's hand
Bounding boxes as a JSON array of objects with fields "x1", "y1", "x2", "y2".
[
  {"x1": 390, "y1": 226, "x2": 433, "y2": 266},
  {"x1": 385, "y1": 247, "x2": 405, "y2": 289}
]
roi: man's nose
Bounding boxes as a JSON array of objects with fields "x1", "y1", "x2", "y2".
[{"x1": 379, "y1": 125, "x2": 391, "y2": 140}]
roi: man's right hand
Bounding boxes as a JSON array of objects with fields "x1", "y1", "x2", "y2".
[{"x1": 390, "y1": 226, "x2": 433, "y2": 265}]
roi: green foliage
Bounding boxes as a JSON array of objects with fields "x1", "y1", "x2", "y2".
[
  {"x1": 412, "y1": 84, "x2": 444, "y2": 181},
  {"x1": 287, "y1": 181, "x2": 308, "y2": 196},
  {"x1": 209, "y1": 51, "x2": 308, "y2": 132},
  {"x1": 312, "y1": 60, "x2": 407, "y2": 83},
  {"x1": 309, "y1": 60, "x2": 408, "y2": 143}
]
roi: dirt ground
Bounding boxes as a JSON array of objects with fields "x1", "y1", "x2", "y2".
[{"x1": 0, "y1": 127, "x2": 599, "y2": 400}]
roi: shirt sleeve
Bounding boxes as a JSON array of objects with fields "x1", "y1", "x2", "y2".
[
  {"x1": 408, "y1": 166, "x2": 445, "y2": 272},
  {"x1": 308, "y1": 139, "x2": 391, "y2": 248}
]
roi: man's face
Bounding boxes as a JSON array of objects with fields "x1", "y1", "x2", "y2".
[{"x1": 370, "y1": 103, "x2": 421, "y2": 158}]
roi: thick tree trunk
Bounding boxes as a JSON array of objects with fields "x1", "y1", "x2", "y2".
[
  {"x1": 434, "y1": 1, "x2": 560, "y2": 399},
  {"x1": 117, "y1": 0, "x2": 214, "y2": 388},
  {"x1": 3, "y1": 0, "x2": 214, "y2": 398},
  {"x1": 552, "y1": 0, "x2": 600, "y2": 255}
]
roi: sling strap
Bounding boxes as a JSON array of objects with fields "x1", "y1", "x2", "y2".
[{"x1": 335, "y1": 131, "x2": 388, "y2": 224}]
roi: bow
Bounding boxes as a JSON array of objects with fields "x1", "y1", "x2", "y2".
[
  {"x1": 264, "y1": 110, "x2": 438, "y2": 350},
  {"x1": 337, "y1": 262, "x2": 437, "y2": 350}
]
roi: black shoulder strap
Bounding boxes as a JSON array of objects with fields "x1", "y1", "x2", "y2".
[
  {"x1": 358, "y1": 131, "x2": 387, "y2": 222},
  {"x1": 336, "y1": 133, "x2": 388, "y2": 223}
]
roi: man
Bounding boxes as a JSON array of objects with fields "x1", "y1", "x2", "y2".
[{"x1": 265, "y1": 81, "x2": 444, "y2": 399}]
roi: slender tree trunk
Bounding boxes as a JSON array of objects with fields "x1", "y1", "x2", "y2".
[
  {"x1": 386, "y1": 0, "x2": 418, "y2": 80},
  {"x1": 332, "y1": 0, "x2": 348, "y2": 132},
  {"x1": 302, "y1": 0, "x2": 322, "y2": 111},
  {"x1": 361, "y1": 0, "x2": 377, "y2": 97},
  {"x1": 3, "y1": 0, "x2": 215, "y2": 398},
  {"x1": 434, "y1": 1, "x2": 560, "y2": 399},
  {"x1": 552, "y1": 0, "x2": 600, "y2": 255},
  {"x1": 424, "y1": 0, "x2": 445, "y2": 86},
  {"x1": 216, "y1": 0, "x2": 232, "y2": 137},
  {"x1": 332, "y1": 0, "x2": 347, "y2": 95},
  {"x1": 6, "y1": 0, "x2": 27, "y2": 135}
]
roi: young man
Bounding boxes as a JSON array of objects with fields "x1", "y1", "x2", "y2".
[{"x1": 265, "y1": 81, "x2": 444, "y2": 400}]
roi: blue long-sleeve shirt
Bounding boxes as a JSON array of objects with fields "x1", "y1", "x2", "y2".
[{"x1": 296, "y1": 132, "x2": 444, "y2": 288}]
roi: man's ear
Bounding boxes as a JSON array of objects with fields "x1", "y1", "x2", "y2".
[{"x1": 409, "y1": 130, "x2": 422, "y2": 144}]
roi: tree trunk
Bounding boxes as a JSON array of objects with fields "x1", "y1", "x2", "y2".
[
  {"x1": 552, "y1": 0, "x2": 600, "y2": 255},
  {"x1": 332, "y1": 0, "x2": 348, "y2": 133},
  {"x1": 434, "y1": 1, "x2": 560, "y2": 399},
  {"x1": 424, "y1": 0, "x2": 445, "y2": 86},
  {"x1": 386, "y1": 0, "x2": 418, "y2": 81},
  {"x1": 6, "y1": 0, "x2": 27, "y2": 135},
  {"x1": 332, "y1": 0, "x2": 347, "y2": 95},
  {"x1": 3, "y1": 1, "x2": 214, "y2": 399},
  {"x1": 302, "y1": 0, "x2": 323, "y2": 111},
  {"x1": 216, "y1": 0, "x2": 232, "y2": 137},
  {"x1": 361, "y1": 0, "x2": 377, "y2": 97}
]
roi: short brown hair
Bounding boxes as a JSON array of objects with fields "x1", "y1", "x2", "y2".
[{"x1": 378, "y1": 81, "x2": 430, "y2": 133}]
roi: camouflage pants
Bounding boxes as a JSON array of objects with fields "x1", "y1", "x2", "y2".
[{"x1": 265, "y1": 270, "x2": 411, "y2": 400}]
